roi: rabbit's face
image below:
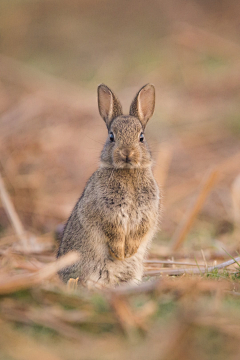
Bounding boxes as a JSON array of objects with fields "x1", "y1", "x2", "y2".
[
  {"x1": 101, "y1": 116, "x2": 152, "y2": 169},
  {"x1": 98, "y1": 83, "x2": 155, "y2": 169}
]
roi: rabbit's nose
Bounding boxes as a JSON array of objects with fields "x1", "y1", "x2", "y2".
[{"x1": 120, "y1": 149, "x2": 134, "y2": 163}]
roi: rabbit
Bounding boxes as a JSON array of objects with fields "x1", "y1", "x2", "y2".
[{"x1": 57, "y1": 83, "x2": 161, "y2": 287}]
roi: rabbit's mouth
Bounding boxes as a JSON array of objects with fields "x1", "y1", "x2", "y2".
[
  {"x1": 115, "y1": 161, "x2": 140, "y2": 169},
  {"x1": 113, "y1": 148, "x2": 141, "y2": 168}
]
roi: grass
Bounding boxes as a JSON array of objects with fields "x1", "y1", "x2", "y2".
[{"x1": 0, "y1": 253, "x2": 240, "y2": 359}]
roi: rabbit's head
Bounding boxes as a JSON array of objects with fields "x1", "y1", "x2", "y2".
[{"x1": 98, "y1": 84, "x2": 155, "y2": 169}]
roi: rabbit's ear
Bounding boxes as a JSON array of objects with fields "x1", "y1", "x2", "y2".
[
  {"x1": 129, "y1": 84, "x2": 155, "y2": 129},
  {"x1": 98, "y1": 84, "x2": 123, "y2": 129}
]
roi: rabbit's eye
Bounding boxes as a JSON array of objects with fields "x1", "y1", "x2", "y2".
[
  {"x1": 139, "y1": 132, "x2": 144, "y2": 142},
  {"x1": 109, "y1": 132, "x2": 115, "y2": 142}
]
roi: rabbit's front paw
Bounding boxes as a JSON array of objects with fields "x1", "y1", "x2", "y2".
[
  {"x1": 108, "y1": 243, "x2": 125, "y2": 261},
  {"x1": 124, "y1": 241, "x2": 139, "y2": 258}
]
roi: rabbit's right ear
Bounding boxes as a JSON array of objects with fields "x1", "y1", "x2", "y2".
[{"x1": 98, "y1": 84, "x2": 123, "y2": 129}]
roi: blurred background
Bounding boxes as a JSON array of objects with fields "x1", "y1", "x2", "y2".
[{"x1": 0, "y1": 1, "x2": 240, "y2": 359}]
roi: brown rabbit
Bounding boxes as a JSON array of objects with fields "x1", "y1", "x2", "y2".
[{"x1": 57, "y1": 84, "x2": 161, "y2": 287}]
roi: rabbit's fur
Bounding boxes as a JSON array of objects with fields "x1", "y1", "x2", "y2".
[{"x1": 57, "y1": 84, "x2": 161, "y2": 287}]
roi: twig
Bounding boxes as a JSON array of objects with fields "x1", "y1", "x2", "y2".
[
  {"x1": 0, "y1": 171, "x2": 28, "y2": 249},
  {"x1": 0, "y1": 252, "x2": 79, "y2": 295},
  {"x1": 143, "y1": 256, "x2": 240, "y2": 277},
  {"x1": 111, "y1": 258, "x2": 238, "y2": 295},
  {"x1": 171, "y1": 169, "x2": 219, "y2": 251},
  {"x1": 145, "y1": 260, "x2": 205, "y2": 267},
  {"x1": 109, "y1": 278, "x2": 161, "y2": 296}
]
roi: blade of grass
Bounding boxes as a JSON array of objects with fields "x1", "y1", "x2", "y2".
[
  {"x1": 194, "y1": 255, "x2": 203, "y2": 276},
  {"x1": 222, "y1": 248, "x2": 240, "y2": 268}
]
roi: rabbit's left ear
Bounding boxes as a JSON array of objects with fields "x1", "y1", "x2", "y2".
[{"x1": 129, "y1": 84, "x2": 155, "y2": 129}]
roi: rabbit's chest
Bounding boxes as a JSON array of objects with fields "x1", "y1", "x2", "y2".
[
  {"x1": 118, "y1": 205, "x2": 132, "y2": 232},
  {"x1": 101, "y1": 173, "x2": 158, "y2": 229},
  {"x1": 107, "y1": 190, "x2": 150, "y2": 231}
]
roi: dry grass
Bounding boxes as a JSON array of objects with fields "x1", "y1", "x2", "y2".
[{"x1": 1, "y1": 1, "x2": 240, "y2": 359}]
